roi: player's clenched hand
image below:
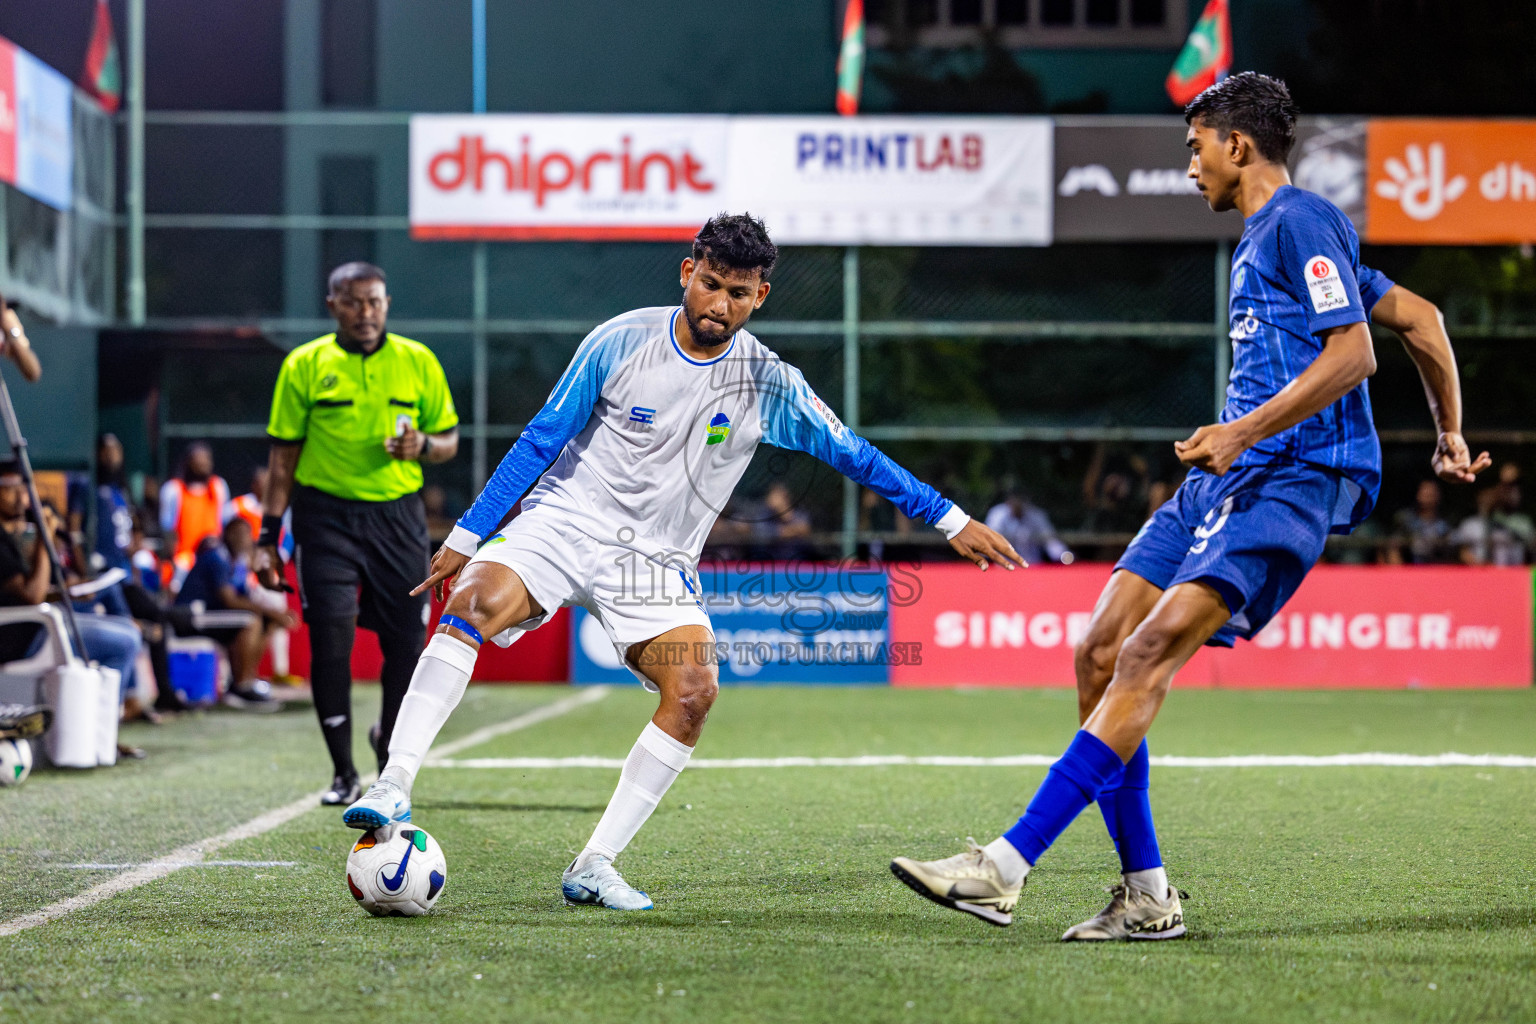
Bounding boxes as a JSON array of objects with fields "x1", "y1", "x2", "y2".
[
  {"x1": 950, "y1": 520, "x2": 1027, "y2": 572},
  {"x1": 1175, "y1": 422, "x2": 1247, "y2": 475},
  {"x1": 1431, "y1": 431, "x2": 1491, "y2": 485},
  {"x1": 413, "y1": 543, "x2": 470, "y2": 601}
]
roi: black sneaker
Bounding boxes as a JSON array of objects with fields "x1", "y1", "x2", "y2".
[
  {"x1": 320, "y1": 772, "x2": 362, "y2": 806},
  {"x1": 368, "y1": 722, "x2": 386, "y2": 774},
  {"x1": 222, "y1": 680, "x2": 281, "y2": 714}
]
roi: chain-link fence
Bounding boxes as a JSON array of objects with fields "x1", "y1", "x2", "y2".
[{"x1": 131, "y1": 114, "x2": 1535, "y2": 563}]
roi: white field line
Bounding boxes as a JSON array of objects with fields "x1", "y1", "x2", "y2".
[
  {"x1": 61, "y1": 860, "x2": 299, "y2": 870},
  {"x1": 0, "y1": 687, "x2": 608, "y2": 938},
  {"x1": 427, "y1": 751, "x2": 1536, "y2": 770}
]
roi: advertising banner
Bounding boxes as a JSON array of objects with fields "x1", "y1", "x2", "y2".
[
  {"x1": 1053, "y1": 118, "x2": 1240, "y2": 241},
  {"x1": 571, "y1": 564, "x2": 910, "y2": 684},
  {"x1": 890, "y1": 564, "x2": 1531, "y2": 688},
  {"x1": 1366, "y1": 119, "x2": 1536, "y2": 244},
  {"x1": 0, "y1": 39, "x2": 15, "y2": 186},
  {"x1": 1052, "y1": 116, "x2": 1368, "y2": 241},
  {"x1": 411, "y1": 114, "x2": 728, "y2": 241},
  {"x1": 410, "y1": 114, "x2": 1052, "y2": 245},
  {"x1": 729, "y1": 116, "x2": 1052, "y2": 245},
  {"x1": 0, "y1": 35, "x2": 73, "y2": 211},
  {"x1": 1291, "y1": 117, "x2": 1369, "y2": 233}
]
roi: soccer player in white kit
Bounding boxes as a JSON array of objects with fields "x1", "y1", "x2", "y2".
[{"x1": 345, "y1": 214, "x2": 1024, "y2": 909}]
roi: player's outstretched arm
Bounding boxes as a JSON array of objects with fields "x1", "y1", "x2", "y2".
[
  {"x1": 759, "y1": 360, "x2": 1023, "y2": 570},
  {"x1": 1369, "y1": 284, "x2": 1491, "y2": 485},
  {"x1": 1176, "y1": 321, "x2": 1378, "y2": 475}
]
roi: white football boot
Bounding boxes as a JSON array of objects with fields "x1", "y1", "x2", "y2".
[
  {"x1": 1061, "y1": 883, "x2": 1187, "y2": 941},
  {"x1": 342, "y1": 776, "x2": 412, "y2": 829},
  {"x1": 561, "y1": 855, "x2": 654, "y2": 910},
  {"x1": 890, "y1": 839, "x2": 1023, "y2": 927}
]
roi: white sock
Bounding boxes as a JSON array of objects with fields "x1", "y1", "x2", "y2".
[
  {"x1": 983, "y1": 836, "x2": 1031, "y2": 888},
  {"x1": 380, "y1": 633, "x2": 478, "y2": 792},
  {"x1": 270, "y1": 627, "x2": 290, "y2": 677},
  {"x1": 576, "y1": 722, "x2": 693, "y2": 868},
  {"x1": 1125, "y1": 866, "x2": 1168, "y2": 899}
]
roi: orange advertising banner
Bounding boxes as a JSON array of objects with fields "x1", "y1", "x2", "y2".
[{"x1": 1367, "y1": 119, "x2": 1536, "y2": 243}]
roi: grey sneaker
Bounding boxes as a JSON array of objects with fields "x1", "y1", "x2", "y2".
[
  {"x1": 890, "y1": 839, "x2": 1023, "y2": 927},
  {"x1": 1061, "y1": 883, "x2": 1187, "y2": 941},
  {"x1": 561, "y1": 855, "x2": 654, "y2": 910}
]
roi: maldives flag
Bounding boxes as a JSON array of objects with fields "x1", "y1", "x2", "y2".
[
  {"x1": 80, "y1": 0, "x2": 121, "y2": 113},
  {"x1": 835, "y1": 0, "x2": 864, "y2": 117},
  {"x1": 1165, "y1": 0, "x2": 1231, "y2": 107}
]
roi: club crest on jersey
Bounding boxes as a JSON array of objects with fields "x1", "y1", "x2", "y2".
[{"x1": 705, "y1": 413, "x2": 731, "y2": 445}]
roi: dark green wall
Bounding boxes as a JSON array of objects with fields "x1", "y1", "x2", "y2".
[
  {"x1": 378, "y1": 0, "x2": 839, "y2": 114},
  {"x1": 7, "y1": 328, "x2": 97, "y2": 470}
]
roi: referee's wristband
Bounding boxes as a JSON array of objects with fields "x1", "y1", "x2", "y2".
[{"x1": 258, "y1": 515, "x2": 284, "y2": 549}]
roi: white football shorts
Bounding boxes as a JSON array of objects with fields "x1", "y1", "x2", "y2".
[{"x1": 465, "y1": 507, "x2": 712, "y2": 691}]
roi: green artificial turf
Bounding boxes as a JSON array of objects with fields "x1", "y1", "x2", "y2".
[{"x1": 1, "y1": 686, "x2": 1534, "y2": 1023}]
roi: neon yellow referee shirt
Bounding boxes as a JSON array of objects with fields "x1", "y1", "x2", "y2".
[{"x1": 267, "y1": 333, "x2": 459, "y2": 502}]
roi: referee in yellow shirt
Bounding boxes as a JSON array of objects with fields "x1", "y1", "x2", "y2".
[{"x1": 256, "y1": 262, "x2": 460, "y2": 805}]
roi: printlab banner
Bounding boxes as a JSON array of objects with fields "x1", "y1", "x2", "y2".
[
  {"x1": 889, "y1": 564, "x2": 1532, "y2": 688},
  {"x1": 570, "y1": 565, "x2": 908, "y2": 684},
  {"x1": 0, "y1": 35, "x2": 73, "y2": 211},
  {"x1": 410, "y1": 114, "x2": 1053, "y2": 245}
]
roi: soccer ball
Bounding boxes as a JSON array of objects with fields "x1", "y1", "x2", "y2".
[
  {"x1": 345, "y1": 824, "x2": 447, "y2": 916},
  {"x1": 0, "y1": 738, "x2": 32, "y2": 787}
]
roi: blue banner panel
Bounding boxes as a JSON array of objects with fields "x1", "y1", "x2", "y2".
[{"x1": 570, "y1": 564, "x2": 895, "y2": 685}]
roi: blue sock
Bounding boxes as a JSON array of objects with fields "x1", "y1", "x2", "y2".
[
  {"x1": 1003, "y1": 731, "x2": 1127, "y2": 866},
  {"x1": 1097, "y1": 740, "x2": 1163, "y2": 872}
]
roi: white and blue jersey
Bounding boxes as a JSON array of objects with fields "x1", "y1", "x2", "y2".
[
  {"x1": 446, "y1": 306, "x2": 959, "y2": 562},
  {"x1": 1224, "y1": 184, "x2": 1390, "y2": 527}
]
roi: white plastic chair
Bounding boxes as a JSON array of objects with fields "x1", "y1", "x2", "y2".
[{"x1": 0, "y1": 603, "x2": 80, "y2": 708}]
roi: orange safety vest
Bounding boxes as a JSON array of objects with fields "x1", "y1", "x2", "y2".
[
  {"x1": 167, "y1": 476, "x2": 230, "y2": 572},
  {"x1": 230, "y1": 493, "x2": 262, "y2": 538}
]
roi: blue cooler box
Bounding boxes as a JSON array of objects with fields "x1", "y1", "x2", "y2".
[{"x1": 168, "y1": 638, "x2": 220, "y2": 706}]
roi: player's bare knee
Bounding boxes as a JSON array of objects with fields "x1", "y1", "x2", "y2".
[
  {"x1": 1074, "y1": 631, "x2": 1119, "y2": 688},
  {"x1": 667, "y1": 667, "x2": 718, "y2": 727},
  {"x1": 1112, "y1": 627, "x2": 1177, "y2": 694},
  {"x1": 440, "y1": 580, "x2": 505, "y2": 636}
]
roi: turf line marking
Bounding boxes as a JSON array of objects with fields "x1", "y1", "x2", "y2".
[
  {"x1": 427, "y1": 752, "x2": 1536, "y2": 770},
  {"x1": 61, "y1": 861, "x2": 299, "y2": 870},
  {"x1": 0, "y1": 687, "x2": 608, "y2": 938}
]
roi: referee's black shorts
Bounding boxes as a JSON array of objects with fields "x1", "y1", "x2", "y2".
[{"x1": 290, "y1": 485, "x2": 430, "y2": 634}]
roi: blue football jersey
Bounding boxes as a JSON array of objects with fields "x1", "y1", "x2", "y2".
[{"x1": 1222, "y1": 184, "x2": 1391, "y2": 529}]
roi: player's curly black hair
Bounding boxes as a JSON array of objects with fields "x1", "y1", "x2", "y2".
[
  {"x1": 692, "y1": 213, "x2": 778, "y2": 280},
  {"x1": 1184, "y1": 72, "x2": 1300, "y2": 164}
]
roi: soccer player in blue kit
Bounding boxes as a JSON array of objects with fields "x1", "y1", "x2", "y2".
[{"x1": 892, "y1": 73, "x2": 1492, "y2": 937}]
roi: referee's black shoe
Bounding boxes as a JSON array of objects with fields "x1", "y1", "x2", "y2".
[{"x1": 321, "y1": 771, "x2": 362, "y2": 806}]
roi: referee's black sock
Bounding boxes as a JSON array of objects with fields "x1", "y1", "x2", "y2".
[
  {"x1": 309, "y1": 617, "x2": 357, "y2": 779},
  {"x1": 376, "y1": 622, "x2": 427, "y2": 768}
]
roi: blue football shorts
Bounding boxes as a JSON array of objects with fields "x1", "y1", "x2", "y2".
[{"x1": 1116, "y1": 463, "x2": 1358, "y2": 648}]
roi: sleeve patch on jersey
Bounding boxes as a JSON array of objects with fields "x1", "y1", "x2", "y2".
[
  {"x1": 1303, "y1": 255, "x2": 1350, "y2": 314},
  {"x1": 808, "y1": 392, "x2": 845, "y2": 439}
]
